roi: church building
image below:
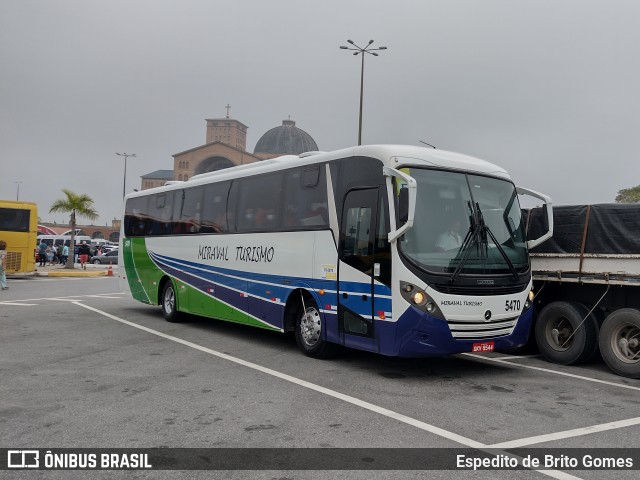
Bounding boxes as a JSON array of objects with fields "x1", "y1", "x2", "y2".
[{"x1": 140, "y1": 108, "x2": 318, "y2": 190}]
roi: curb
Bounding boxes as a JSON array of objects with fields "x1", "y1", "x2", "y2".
[
  {"x1": 34, "y1": 267, "x2": 116, "y2": 278},
  {"x1": 39, "y1": 270, "x2": 109, "y2": 277}
]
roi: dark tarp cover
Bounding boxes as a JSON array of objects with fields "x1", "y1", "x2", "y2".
[{"x1": 525, "y1": 203, "x2": 640, "y2": 254}]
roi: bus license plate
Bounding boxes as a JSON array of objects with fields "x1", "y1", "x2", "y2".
[{"x1": 472, "y1": 341, "x2": 494, "y2": 353}]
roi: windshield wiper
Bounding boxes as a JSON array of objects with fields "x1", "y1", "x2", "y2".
[
  {"x1": 476, "y1": 203, "x2": 519, "y2": 281},
  {"x1": 449, "y1": 201, "x2": 482, "y2": 284},
  {"x1": 449, "y1": 202, "x2": 519, "y2": 283}
]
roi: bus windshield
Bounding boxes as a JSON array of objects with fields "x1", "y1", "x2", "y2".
[{"x1": 397, "y1": 168, "x2": 528, "y2": 276}]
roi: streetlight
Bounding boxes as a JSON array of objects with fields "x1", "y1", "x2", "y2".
[
  {"x1": 339, "y1": 39, "x2": 387, "y2": 145},
  {"x1": 116, "y1": 152, "x2": 137, "y2": 199},
  {"x1": 14, "y1": 181, "x2": 22, "y2": 201}
]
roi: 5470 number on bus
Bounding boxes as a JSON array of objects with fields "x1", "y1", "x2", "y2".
[{"x1": 505, "y1": 300, "x2": 521, "y2": 312}]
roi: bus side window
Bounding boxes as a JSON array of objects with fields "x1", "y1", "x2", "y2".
[
  {"x1": 236, "y1": 173, "x2": 284, "y2": 232},
  {"x1": 202, "y1": 182, "x2": 230, "y2": 233},
  {"x1": 284, "y1": 165, "x2": 328, "y2": 229},
  {"x1": 176, "y1": 187, "x2": 203, "y2": 234},
  {"x1": 124, "y1": 197, "x2": 148, "y2": 237},
  {"x1": 146, "y1": 192, "x2": 174, "y2": 236}
]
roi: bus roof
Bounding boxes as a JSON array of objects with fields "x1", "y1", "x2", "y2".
[
  {"x1": 0, "y1": 200, "x2": 38, "y2": 207},
  {"x1": 124, "y1": 145, "x2": 511, "y2": 199}
]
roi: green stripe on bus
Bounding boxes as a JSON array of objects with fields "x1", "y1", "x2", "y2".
[
  {"x1": 122, "y1": 237, "x2": 159, "y2": 304},
  {"x1": 182, "y1": 284, "x2": 280, "y2": 331},
  {"x1": 123, "y1": 237, "x2": 279, "y2": 331}
]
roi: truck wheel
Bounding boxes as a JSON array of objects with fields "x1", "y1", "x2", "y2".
[
  {"x1": 161, "y1": 280, "x2": 183, "y2": 323},
  {"x1": 599, "y1": 309, "x2": 640, "y2": 379},
  {"x1": 295, "y1": 296, "x2": 338, "y2": 359},
  {"x1": 535, "y1": 301, "x2": 598, "y2": 365}
]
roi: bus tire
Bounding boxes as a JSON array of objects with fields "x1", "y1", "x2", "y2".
[
  {"x1": 161, "y1": 280, "x2": 182, "y2": 323},
  {"x1": 294, "y1": 296, "x2": 337, "y2": 359},
  {"x1": 599, "y1": 309, "x2": 640, "y2": 379},
  {"x1": 535, "y1": 301, "x2": 598, "y2": 365}
]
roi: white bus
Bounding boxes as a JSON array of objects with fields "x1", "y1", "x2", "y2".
[{"x1": 119, "y1": 145, "x2": 552, "y2": 358}]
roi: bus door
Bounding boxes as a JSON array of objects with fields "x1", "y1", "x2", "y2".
[{"x1": 338, "y1": 187, "x2": 380, "y2": 351}]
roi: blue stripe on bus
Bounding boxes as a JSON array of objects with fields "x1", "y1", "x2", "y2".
[
  {"x1": 149, "y1": 251, "x2": 284, "y2": 330},
  {"x1": 150, "y1": 251, "x2": 392, "y2": 298},
  {"x1": 148, "y1": 250, "x2": 392, "y2": 320}
]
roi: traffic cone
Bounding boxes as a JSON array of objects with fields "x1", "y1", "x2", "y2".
[{"x1": 107, "y1": 265, "x2": 113, "y2": 276}]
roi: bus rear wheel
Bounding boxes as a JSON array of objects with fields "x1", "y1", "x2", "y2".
[
  {"x1": 161, "y1": 280, "x2": 182, "y2": 323},
  {"x1": 599, "y1": 309, "x2": 640, "y2": 379},
  {"x1": 295, "y1": 297, "x2": 337, "y2": 359}
]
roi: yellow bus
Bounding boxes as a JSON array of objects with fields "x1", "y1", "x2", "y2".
[{"x1": 0, "y1": 200, "x2": 38, "y2": 275}]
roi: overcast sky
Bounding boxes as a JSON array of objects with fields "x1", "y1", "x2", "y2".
[{"x1": 1, "y1": 0, "x2": 638, "y2": 224}]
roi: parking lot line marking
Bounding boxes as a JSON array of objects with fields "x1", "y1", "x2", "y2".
[
  {"x1": 0, "y1": 302, "x2": 38, "y2": 306},
  {"x1": 462, "y1": 353, "x2": 640, "y2": 392},
  {"x1": 490, "y1": 354, "x2": 542, "y2": 361},
  {"x1": 74, "y1": 302, "x2": 484, "y2": 447},
  {"x1": 0, "y1": 293, "x2": 124, "y2": 303},
  {"x1": 488, "y1": 416, "x2": 640, "y2": 449},
  {"x1": 74, "y1": 302, "x2": 584, "y2": 480}
]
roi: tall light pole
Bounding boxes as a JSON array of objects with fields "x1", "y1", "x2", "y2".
[
  {"x1": 14, "y1": 181, "x2": 22, "y2": 201},
  {"x1": 340, "y1": 39, "x2": 387, "y2": 146},
  {"x1": 116, "y1": 152, "x2": 137, "y2": 199}
]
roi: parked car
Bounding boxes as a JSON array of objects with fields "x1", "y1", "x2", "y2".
[{"x1": 90, "y1": 250, "x2": 119, "y2": 265}]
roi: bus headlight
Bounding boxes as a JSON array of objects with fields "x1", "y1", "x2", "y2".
[
  {"x1": 400, "y1": 281, "x2": 444, "y2": 319},
  {"x1": 412, "y1": 291, "x2": 426, "y2": 306},
  {"x1": 524, "y1": 290, "x2": 534, "y2": 310}
]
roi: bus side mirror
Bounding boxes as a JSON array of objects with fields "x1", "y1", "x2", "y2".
[
  {"x1": 516, "y1": 186, "x2": 553, "y2": 249},
  {"x1": 384, "y1": 167, "x2": 417, "y2": 244},
  {"x1": 398, "y1": 187, "x2": 409, "y2": 224}
]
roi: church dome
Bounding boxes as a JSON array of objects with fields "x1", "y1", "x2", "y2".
[{"x1": 254, "y1": 119, "x2": 318, "y2": 155}]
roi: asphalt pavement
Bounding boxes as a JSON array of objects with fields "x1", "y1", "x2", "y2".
[{"x1": 1, "y1": 275, "x2": 639, "y2": 479}]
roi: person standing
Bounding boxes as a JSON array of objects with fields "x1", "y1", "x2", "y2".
[
  {"x1": 38, "y1": 240, "x2": 48, "y2": 267},
  {"x1": 61, "y1": 244, "x2": 69, "y2": 265},
  {"x1": 78, "y1": 240, "x2": 91, "y2": 270},
  {"x1": 0, "y1": 240, "x2": 8, "y2": 290}
]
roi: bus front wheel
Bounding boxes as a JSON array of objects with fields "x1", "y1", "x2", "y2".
[
  {"x1": 161, "y1": 280, "x2": 182, "y2": 323},
  {"x1": 295, "y1": 297, "x2": 337, "y2": 359}
]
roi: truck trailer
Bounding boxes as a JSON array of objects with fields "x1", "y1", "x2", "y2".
[{"x1": 526, "y1": 203, "x2": 640, "y2": 378}]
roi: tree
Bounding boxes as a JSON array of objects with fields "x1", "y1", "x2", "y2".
[
  {"x1": 615, "y1": 185, "x2": 640, "y2": 204},
  {"x1": 49, "y1": 189, "x2": 98, "y2": 269}
]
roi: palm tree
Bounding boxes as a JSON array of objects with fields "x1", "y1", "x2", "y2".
[{"x1": 50, "y1": 189, "x2": 98, "y2": 269}]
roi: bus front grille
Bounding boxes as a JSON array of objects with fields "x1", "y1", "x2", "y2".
[
  {"x1": 448, "y1": 317, "x2": 518, "y2": 339},
  {"x1": 431, "y1": 284, "x2": 526, "y2": 296}
]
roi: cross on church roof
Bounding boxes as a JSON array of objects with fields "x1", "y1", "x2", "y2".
[{"x1": 225, "y1": 104, "x2": 231, "y2": 118}]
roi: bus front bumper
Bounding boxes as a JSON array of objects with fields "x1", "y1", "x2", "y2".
[{"x1": 394, "y1": 306, "x2": 534, "y2": 357}]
